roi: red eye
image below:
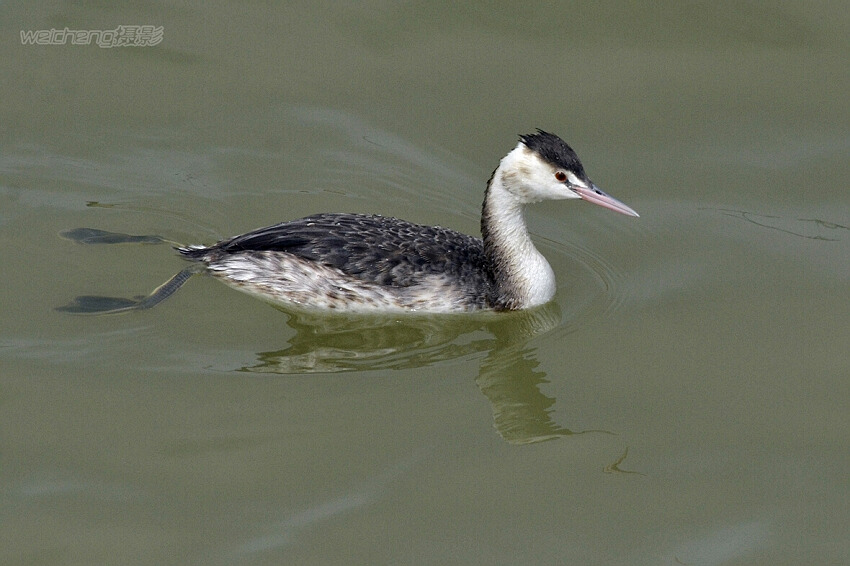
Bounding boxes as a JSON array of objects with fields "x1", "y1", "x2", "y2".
[{"x1": 554, "y1": 171, "x2": 567, "y2": 182}]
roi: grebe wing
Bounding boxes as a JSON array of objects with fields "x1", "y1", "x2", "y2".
[{"x1": 214, "y1": 213, "x2": 487, "y2": 287}]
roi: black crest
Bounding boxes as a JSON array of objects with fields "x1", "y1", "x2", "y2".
[{"x1": 519, "y1": 130, "x2": 587, "y2": 179}]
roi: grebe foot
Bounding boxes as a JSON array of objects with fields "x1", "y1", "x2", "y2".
[{"x1": 56, "y1": 268, "x2": 198, "y2": 314}]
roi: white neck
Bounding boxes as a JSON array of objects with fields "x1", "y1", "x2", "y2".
[{"x1": 482, "y1": 166, "x2": 556, "y2": 310}]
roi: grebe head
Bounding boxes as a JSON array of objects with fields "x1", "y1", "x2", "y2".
[{"x1": 498, "y1": 130, "x2": 639, "y2": 217}]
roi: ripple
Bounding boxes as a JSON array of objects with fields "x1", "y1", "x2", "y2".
[
  {"x1": 538, "y1": 234, "x2": 628, "y2": 336},
  {"x1": 706, "y1": 207, "x2": 850, "y2": 242},
  {"x1": 290, "y1": 105, "x2": 482, "y2": 218}
]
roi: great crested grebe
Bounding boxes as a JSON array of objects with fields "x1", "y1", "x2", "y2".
[
  {"x1": 58, "y1": 131, "x2": 638, "y2": 315},
  {"x1": 175, "y1": 130, "x2": 638, "y2": 312}
]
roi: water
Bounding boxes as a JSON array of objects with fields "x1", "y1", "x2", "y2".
[{"x1": 2, "y1": 2, "x2": 848, "y2": 565}]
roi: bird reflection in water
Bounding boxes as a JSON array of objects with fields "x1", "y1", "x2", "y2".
[{"x1": 242, "y1": 300, "x2": 608, "y2": 445}]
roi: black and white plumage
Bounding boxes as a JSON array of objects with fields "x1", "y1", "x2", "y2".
[{"x1": 179, "y1": 131, "x2": 638, "y2": 312}]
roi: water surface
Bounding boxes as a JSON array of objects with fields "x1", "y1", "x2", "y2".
[{"x1": 1, "y1": 2, "x2": 848, "y2": 565}]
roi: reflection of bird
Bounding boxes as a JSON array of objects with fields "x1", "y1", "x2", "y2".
[{"x1": 179, "y1": 131, "x2": 638, "y2": 312}]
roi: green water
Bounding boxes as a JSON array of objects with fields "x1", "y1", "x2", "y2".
[{"x1": 1, "y1": 2, "x2": 848, "y2": 565}]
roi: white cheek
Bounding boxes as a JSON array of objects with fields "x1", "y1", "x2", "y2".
[
  {"x1": 536, "y1": 173, "x2": 569, "y2": 199},
  {"x1": 547, "y1": 180, "x2": 579, "y2": 200}
]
